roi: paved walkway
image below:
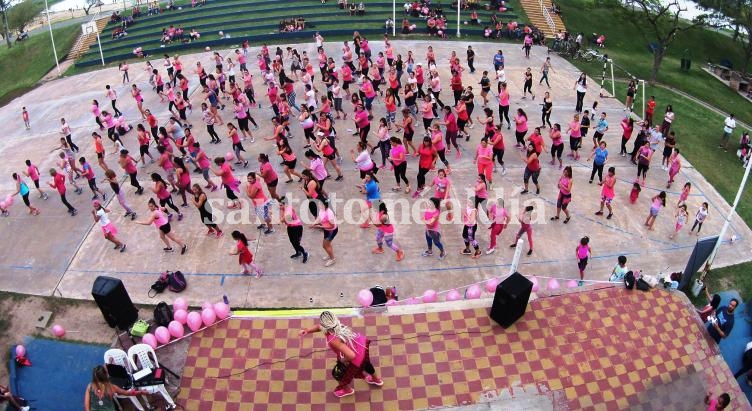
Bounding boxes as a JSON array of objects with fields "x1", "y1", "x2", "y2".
[
  {"x1": 177, "y1": 287, "x2": 751, "y2": 410},
  {"x1": 0, "y1": 40, "x2": 749, "y2": 308}
]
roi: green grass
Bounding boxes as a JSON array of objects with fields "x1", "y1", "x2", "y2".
[
  {"x1": 0, "y1": 24, "x2": 80, "y2": 106},
  {"x1": 557, "y1": 0, "x2": 752, "y2": 126},
  {"x1": 688, "y1": 262, "x2": 752, "y2": 307}
]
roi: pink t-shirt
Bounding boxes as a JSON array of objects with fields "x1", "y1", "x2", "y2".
[
  {"x1": 476, "y1": 145, "x2": 493, "y2": 165},
  {"x1": 432, "y1": 131, "x2": 445, "y2": 151},
  {"x1": 27, "y1": 165, "x2": 39, "y2": 181},
  {"x1": 432, "y1": 176, "x2": 449, "y2": 198},
  {"x1": 601, "y1": 176, "x2": 615, "y2": 199},
  {"x1": 390, "y1": 144, "x2": 406, "y2": 166},
  {"x1": 355, "y1": 110, "x2": 369, "y2": 128},
  {"x1": 424, "y1": 208, "x2": 440, "y2": 231},
  {"x1": 515, "y1": 115, "x2": 528, "y2": 133}
]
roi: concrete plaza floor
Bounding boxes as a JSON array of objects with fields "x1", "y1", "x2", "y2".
[{"x1": 0, "y1": 40, "x2": 749, "y2": 308}]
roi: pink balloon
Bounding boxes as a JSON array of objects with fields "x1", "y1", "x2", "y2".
[
  {"x1": 566, "y1": 279, "x2": 579, "y2": 288},
  {"x1": 225, "y1": 152, "x2": 235, "y2": 161},
  {"x1": 186, "y1": 311, "x2": 202, "y2": 332},
  {"x1": 422, "y1": 289, "x2": 438, "y2": 303},
  {"x1": 142, "y1": 333, "x2": 157, "y2": 349},
  {"x1": 15, "y1": 345, "x2": 25, "y2": 357},
  {"x1": 485, "y1": 278, "x2": 500, "y2": 293},
  {"x1": 0, "y1": 201, "x2": 7, "y2": 209},
  {"x1": 168, "y1": 321, "x2": 184, "y2": 339},
  {"x1": 51, "y1": 324, "x2": 65, "y2": 338},
  {"x1": 5, "y1": 195, "x2": 13, "y2": 206},
  {"x1": 201, "y1": 307, "x2": 217, "y2": 327},
  {"x1": 531, "y1": 276, "x2": 540, "y2": 292},
  {"x1": 547, "y1": 278, "x2": 560, "y2": 290},
  {"x1": 445, "y1": 289, "x2": 462, "y2": 301},
  {"x1": 154, "y1": 326, "x2": 171, "y2": 345},
  {"x1": 356, "y1": 289, "x2": 374, "y2": 307},
  {"x1": 465, "y1": 285, "x2": 482, "y2": 299},
  {"x1": 405, "y1": 297, "x2": 420, "y2": 305},
  {"x1": 201, "y1": 301, "x2": 213, "y2": 311},
  {"x1": 173, "y1": 297, "x2": 188, "y2": 311},
  {"x1": 173, "y1": 309, "x2": 188, "y2": 325},
  {"x1": 385, "y1": 299, "x2": 398, "y2": 306},
  {"x1": 213, "y1": 302, "x2": 231, "y2": 320}
]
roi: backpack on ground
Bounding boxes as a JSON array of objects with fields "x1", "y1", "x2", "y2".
[
  {"x1": 166, "y1": 271, "x2": 187, "y2": 292},
  {"x1": 148, "y1": 271, "x2": 187, "y2": 297},
  {"x1": 624, "y1": 271, "x2": 635, "y2": 290},
  {"x1": 154, "y1": 301, "x2": 174, "y2": 327},
  {"x1": 636, "y1": 278, "x2": 651, "y2": 292}
]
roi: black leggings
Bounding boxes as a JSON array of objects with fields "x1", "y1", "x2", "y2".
[
  {"x1": 498, "y1": 105, "x2": 510, "y2": 126},
  {"x1": 620, "y1": 137, "x2": 629, "y2": 155},
  {"x1": 225, "y1": 185, "x2": 238, "y2": 200},
  {"x1": 374, "y1": 140, "x2": 390, "y2": 167},
  {"x1": 637, "y1": 163, "x2": 649, "y2": 179},
  {"x1": 541, "y1": 111, "x2": 552, "y2": 128},
  {"x1": 128, "y1": 172, "x2": 142, "y2": 190},
  {"x1": 59, "y1": 193, "x2": 75, "y2": 212},
  {"x1": 65, "y1": 134, "x2": 80, "y2": 152},
  {"x1": 551, "y1": 143, "x2": 564, "y2": 160},
  {"x1": 493, "y1": 148, "x2": 505, "y2": 167},
  {"x1": 207, "y1": 124, "x2": 220, "y2": 142},
  {"x1": 515, "y1": 131, "x2": 527, "y2": 146},
  {"x1": 431, "y1": 91, "x2": 444, "y2": 108},
  {"x1": 436, "y1": 149, "x2": 449, "y2": 167},
  {"x1": 590, "y1": 163, "x2": 604, "y2": 182},
  {"x1": 690, "y1": 220, "x2": 704, "y2": 233},
  {"x1": 159, "y1": 196, "x2": 180, "y2": 214},
  {"x1": 575, "y1": 91, "x2": 585, "y2": 112},
  {"x1": 393, "y1": 162, "x2": 408, "y2": 185},
  {"x1": 417, "y1": 167, "x2": 430, "y2": 189},
  {"x1": 287, "y1": 225, "x2": 306, "y2": 255}
]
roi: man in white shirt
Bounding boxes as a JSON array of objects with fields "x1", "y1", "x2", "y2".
[{"x1": 719, "y1": 113, "x2": 736, "y2": 152}]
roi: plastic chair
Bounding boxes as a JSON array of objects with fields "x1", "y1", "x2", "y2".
[
  {"x1": 127, "y1": 344, "x2": 176, "y2": 409},
  {"x1": 104, "y1": 348, "x2": 145, "y2": 411}
]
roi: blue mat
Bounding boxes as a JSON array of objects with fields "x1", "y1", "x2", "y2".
[
  {"x1": 9, "y1": 337, "x2": 109, "y2": 411},
  {"x1": 713, "y1": 291, "x2": 752, "y2": 404}
]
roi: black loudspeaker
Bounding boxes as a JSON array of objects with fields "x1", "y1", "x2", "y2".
[
  {"x1": 91, "y1": 276, "x2": 138, "y2": 329},
  {"x1": 490, "y1": 272, "x2": 533, "y2": 328}
]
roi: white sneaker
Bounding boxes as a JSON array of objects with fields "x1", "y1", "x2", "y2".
[
  {"x1": 325, "y1": 258, "x2": 337, "y2": 267},
  {"x1": 501, "y1": 168, "x2": 507, "y2": 176},
  {"x1": 485, "y1": 248, "x2": 496, "y2": 255}
]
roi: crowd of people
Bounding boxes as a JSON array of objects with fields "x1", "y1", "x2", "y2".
[{"x1": 14, "y1": 30, "x2": 750, "y2": 279}]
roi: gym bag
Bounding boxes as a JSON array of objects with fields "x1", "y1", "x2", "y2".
[{"x1": 154, "y1": 301, "x2": 174, "y2": 327}]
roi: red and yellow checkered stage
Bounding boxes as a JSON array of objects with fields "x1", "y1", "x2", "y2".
[{"x1": 178, "y1": 286, "x2": 749, "y2": 410}]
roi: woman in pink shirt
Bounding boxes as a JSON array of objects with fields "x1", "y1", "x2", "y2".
[
  {"x1": 566, "y1": 114, "x2": 583, "y2": 160},
  {"x1": 279, "y1": 196, "x2": 308, "y2": 262},
  {"x1": 440, "y1": 106, "x2": 461, "y2": 158},
  {"x1": 420, "y1": 95, "x2": 435, "y2": 135},
  {"x1": 595, "y1": 166, "x2": 616, "y2": 219},
  {"x1": 431, "y1": 123, "x2": 451, "y2": 172},
  {"x1": 136, "y1": 198, "x2": 187, "y2": 254},
  {"x1": 388, "y1": 137, "x2": 410, "y2": 193},
  {"x1": 486, "y1": 199, "x2": 510, "y2": 254},
  {"x1": 354, "y1": 105, "x2": 372, "y2": 150},
  {"x1": 474, "y1": 138, "x2": 494, "y2": 184},
  {"x1": 497, "y1": 82, "x2": 511, "y2": 129},
  {"x1": 551, "y1": 166, "x2": 573, "y2": 223},
  {"x1": 549, "y1": 123, "x2": 564, "y2": 169},
  {"x1": 514, "y1": 108, "x2": 529, "y2": 148},
  {"x1": 211, "y1": 157, "x2": 241, "y2": 209}
]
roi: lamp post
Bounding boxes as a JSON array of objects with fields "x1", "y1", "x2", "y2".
[
  {"x1": 392, "y1": 0, "x2": 396, "y2": 36},
  {"x1": 44, "y1": 0, "x2": 61, "y2": 76},
  {"x1": 706, "y1": 154, "x2": 752, "y2": 269},
  {"x1": 456, "y1": 0, "x2": 461, "y2": 38}
]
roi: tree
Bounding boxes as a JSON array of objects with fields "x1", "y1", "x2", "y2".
[
  {"x1": 83, "y1": 0, "x2": 100, "y2": 16},
  {"x1": 733, "y1": 4, "x2": 752, "y2": 72},
  {"x1": 0, "y1": 0, "x2": 11, "y2": 48},
  {"x1": 9, "y1": 0, "x2": 40, "y2": 35},
  {"x1": 621, "y1": 0, "x2": 709, "y2": 83}
]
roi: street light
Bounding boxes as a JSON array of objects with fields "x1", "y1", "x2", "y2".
[
  {"x1": 706, "y1": 155, "x2": 752, "y2": 269},
  {"x1": 44, "y1": 0, "x2": 61, "y2": 76},
  {"x1": 456, "y1": 0, "x2": 461, "y2": 38}
]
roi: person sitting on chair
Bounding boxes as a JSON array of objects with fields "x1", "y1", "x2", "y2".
[
  {"x1": 84, "y1": 365, "x2": 148, "y2": 411},
  {"x1": 357, "y1": 1, "x2": 365, "y2": 15}
]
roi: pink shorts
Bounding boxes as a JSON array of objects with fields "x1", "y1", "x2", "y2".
[
  {"x1": 674, "y1": 223, "x2": 684, "y2": 232},
  {"x1": 101, "y1": 223, "x2": 118, "y2": 236}
]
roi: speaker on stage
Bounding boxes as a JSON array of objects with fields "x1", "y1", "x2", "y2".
[
  {"x1": 91, "y1": 276, "x2": 138, "y2": 329},
  {"x1": 490, "y1": 272, "x2": 533, "y2": 328}
]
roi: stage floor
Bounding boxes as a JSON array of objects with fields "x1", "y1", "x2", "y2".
[{"x1": 178, "y1": 286, "x2": 750, "y2": 410}]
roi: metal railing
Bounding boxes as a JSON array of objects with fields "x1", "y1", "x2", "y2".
[{"x1": 540, "y1": 0, "x2": 556, "y2": 35}]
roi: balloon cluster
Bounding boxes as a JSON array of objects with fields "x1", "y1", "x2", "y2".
[
  {"x1": 358, "y1": 275, "x2": 588, "y2": 308},
  {"x1": 0, "y1": 194, "x2": 13, "y2": 210},
  {"x1": 140, "y1": 297, "x2": 232, "y2": 349}
]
